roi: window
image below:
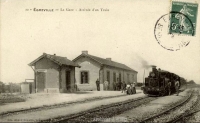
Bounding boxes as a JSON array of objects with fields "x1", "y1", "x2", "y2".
[
  {"x1": 113, "y1": 72, "x2": 116, "y2": 82},
  {"x1": 132, "y1": 75, "x2": 134, "y2": 81},
  {"x1": 81, "y1": 71, "x2": 89, "y2": 84},
  {"x1": 119, "y1": 73, "x2": 121, "y2": 82},
  {"x1": 66, "y1": 71, "x2": 71, "y2": 89},
  {"x1": 107, "y1": 71, "x2": 110, "y2": 82},
  {"x1": 127, "y1": 74, "x2": 130, "y2": 82}
]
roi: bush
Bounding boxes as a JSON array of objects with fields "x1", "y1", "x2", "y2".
[{"x1": 0, "y1": 93, "x2": 26, "y2": 105}]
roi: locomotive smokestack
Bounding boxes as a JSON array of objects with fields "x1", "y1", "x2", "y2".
[{"x1": 151, "y1": 65, "x2": 157, "y2": 72}]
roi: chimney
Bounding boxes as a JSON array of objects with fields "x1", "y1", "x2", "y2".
[
  {"x1": 54, "y1": 54, "x2": 56, "y2": 56},
  {"x1": 82, "y1": 51, "x2": 88, "y2": 55},
  {"x1": 106, "y1": 58, "x2": 112, "y2": 61},
  {"x1": 151, "y1": 65, "x2": 157, "y2": 72}
]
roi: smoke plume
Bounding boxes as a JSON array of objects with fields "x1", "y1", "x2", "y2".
[{"x1": 136, "y1": 55, "x2": 151, "y2": 69}]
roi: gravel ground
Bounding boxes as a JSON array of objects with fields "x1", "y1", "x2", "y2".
[
  {"x1": 0, "y1": 92, "x2": 145, "y2": 122},
  {"x1": 1, "y1": 91, "x2": 141, "y2": 115},
  {"x1": 151, "y1": 89, "x2": 199, "y2": 123},
  {"x1": 188, "y1": 111, "x2": 200, "y2": 122},
  {"x1": 106, "y1": 88, "x2": 193, "y2": 122},
  {"x1": 57, "y1": 97, "x2": 157, "y2": 122},
  {"x1": 179, "y1": 90, "x2": 200, "y2": 122}
]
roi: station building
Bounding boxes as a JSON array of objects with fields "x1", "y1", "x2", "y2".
[
  {"x1": 29, "y1": 53, "x2": 79, "y2": 93},
  {"x1": 73, "y1": 51, "x2": 138, "y2": 91}
]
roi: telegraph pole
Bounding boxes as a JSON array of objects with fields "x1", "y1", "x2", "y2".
[{"x1": 143, "y1": 69, "x2": 145, "y2": 84}]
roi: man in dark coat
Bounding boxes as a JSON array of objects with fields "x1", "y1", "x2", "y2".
[
  {"x1": 121, "y1": 81, "x2": 126, "y2": 93},
  {"x1": 96, "y1": 78, "x2": 100, "y2": 91},
  {"x1": 116, "y1": 80, "x2": 119, "y2": 91},
  {"x1": 118, "y1": 81, "x2": 122, "y2": 91}
]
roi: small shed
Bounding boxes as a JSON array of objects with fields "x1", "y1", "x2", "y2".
[
  {"x1": 20, "y1": 82, "x2": 35, "y2": 94},
  {"x1": 28, "y1": 53, "x2": 80, "y2": 93}
]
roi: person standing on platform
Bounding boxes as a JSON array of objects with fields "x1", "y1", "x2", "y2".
[
  {"x1": 104, "y1": 80, "x2": 109, "y2": 91},
  {"x1": 132, "y1": 82, "x2": 136, "y2": 94},
  {"x1": 96, "y1": 78, "x2": 100, "y2": 91},
  {"x1": 121, "y1": 81, "x2": 126, "y2": 93},
  {"x1": 113, "y1": 81, "x2": 116, "y2": 91},
  {"x1": 118, "y1": 81, "x2": 122, "y2": 91},
  {"x1": 168, "y1": 81, "x2": 172, "y2": 95},
  {"x1": 175, "y1": 80, "x2": 180, "y2": 96},
  {"x1": 116, "y1": 79, "x2": 119, "y2": 91}
]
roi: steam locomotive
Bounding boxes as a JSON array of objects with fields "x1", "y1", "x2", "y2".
[{"x1": 142, "y1": 66, "x2": 181, "y2": 96}]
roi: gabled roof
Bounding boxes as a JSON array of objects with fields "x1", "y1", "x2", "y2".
[
  {"x1": 28, "y1": 53, "x2": 79, "y2": 67},
  {"x1": 73, "y1": 53, "x2": 137, "y2": 73}
]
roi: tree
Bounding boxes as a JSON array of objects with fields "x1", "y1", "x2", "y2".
[
  {"x1": 188, "y1": 80, "x2": 196, "y2": 84},
  {"x1": 0, "y1": 81, "x2": 5, "y2": 93}
]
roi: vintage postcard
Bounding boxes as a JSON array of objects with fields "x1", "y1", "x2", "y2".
[{"x1": 0, "y1": 0, "x2": 200, "y2": 122}]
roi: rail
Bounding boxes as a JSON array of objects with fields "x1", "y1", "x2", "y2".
[{"x1": 140, "y1": 90, "x2": 193, "y2": 123}]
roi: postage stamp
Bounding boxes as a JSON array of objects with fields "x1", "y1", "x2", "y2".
[{"x1": 169, "y1": 1, "x2": 198, "y2": 36}]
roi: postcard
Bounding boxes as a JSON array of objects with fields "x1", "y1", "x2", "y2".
[{"x1": 0, "y1": 0, "x2": 200, "y2": 122}]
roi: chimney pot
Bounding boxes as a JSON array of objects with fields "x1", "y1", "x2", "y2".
[{"x1": 82, "y1": 51, "x2": 88, "y2": 55}]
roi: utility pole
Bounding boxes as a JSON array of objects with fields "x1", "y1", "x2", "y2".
[{"x1": 143, "y1": 69, "x2": 145, "y2": 85}]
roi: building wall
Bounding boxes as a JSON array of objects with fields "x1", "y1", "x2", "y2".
[
  {"x1": 74, "y1": 57, "x2": 101, "y2": 91},
  {"x1": 44, "y1": 69, "x2": 59, "y2": 93},
  {"x1": 103, "y1": 66, "x2": 137, "y2": 90},
  {"x1": 35, "y1": 57, "x2": 59, "y2": 70},
  {"x1": 74, "y1": 56, "x2": 137, "y2": 91}
]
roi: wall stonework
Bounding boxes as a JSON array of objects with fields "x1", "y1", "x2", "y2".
[
  {"x1": 35, "y1": 57, "x2": 59, "y2": 70},
  {"x1": 74, "y1": 56, "x2": 137, "y2": 91},
  {"x1": 45, "y1": 69, "x2": 59, "y2": 88},
  {"x1": 102, "y1": 66, "x2": 137, "y2": 90},
  {"x1": 75, "y1": 57, "x2": 101, "y2": 91}
]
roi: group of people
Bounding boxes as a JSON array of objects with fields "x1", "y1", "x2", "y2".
[
  {"x1": 167, "y1": 79, "x2": 180, "y2": 96},
  {"x1": 96, "y1": 78, "x2": 137, "y2": 95}
]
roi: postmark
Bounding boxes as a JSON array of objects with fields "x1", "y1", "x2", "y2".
[
  {"x1": 170, "y1": 1, "x2": 198, "y2": 36},
  {"x1": 154, "y1": 12, "x2": 193, "y2": 51}
]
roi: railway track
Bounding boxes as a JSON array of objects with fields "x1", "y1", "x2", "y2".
[
  {"x1": 42, "y1": 96, "x2": 157, "y2": 122},
  {"x1": 170, "y1": 95, "x2": 200, "y2": 123},
  {"x1": 140, "y1": 89, "x2": 198, "y2": 123},
  {"x1": 0, "y1": 94, "x2": 129, "y2": 118}
]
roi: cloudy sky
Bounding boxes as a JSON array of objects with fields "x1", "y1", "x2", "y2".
[{"x1": 1, "y1": 0, "x2": 200, "y2": 83}]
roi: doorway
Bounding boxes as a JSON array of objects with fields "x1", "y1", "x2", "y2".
[
  {"x1": 37, "y1": 72, "x2": 45, "y2": 92},
  {"x1": 66, "y1": 71, "x2": 71, "y2": 90}
]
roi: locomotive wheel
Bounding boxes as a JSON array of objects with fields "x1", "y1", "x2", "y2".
[{"x1": 159, "y1": 91, "x2": 165, "y2": 96}]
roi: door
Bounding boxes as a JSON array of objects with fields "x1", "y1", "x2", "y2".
[
  {"x1": 107, "y1": 71, "x2": 110, "y2": 89},
  {"x1": 37, "y1": 72, "x2": 45, "y2": 92},
  {"x1": 66, "y1": 71, "x2": 71, "y2": 90}
]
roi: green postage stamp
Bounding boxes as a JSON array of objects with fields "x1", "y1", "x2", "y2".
[{"x1": 170, "y1": 1, "x2": 198, "y2": 36}]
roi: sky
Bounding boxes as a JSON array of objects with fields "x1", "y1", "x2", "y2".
[{"x1": 1, "y1": 0, "x2": 200, "y2": 84}]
